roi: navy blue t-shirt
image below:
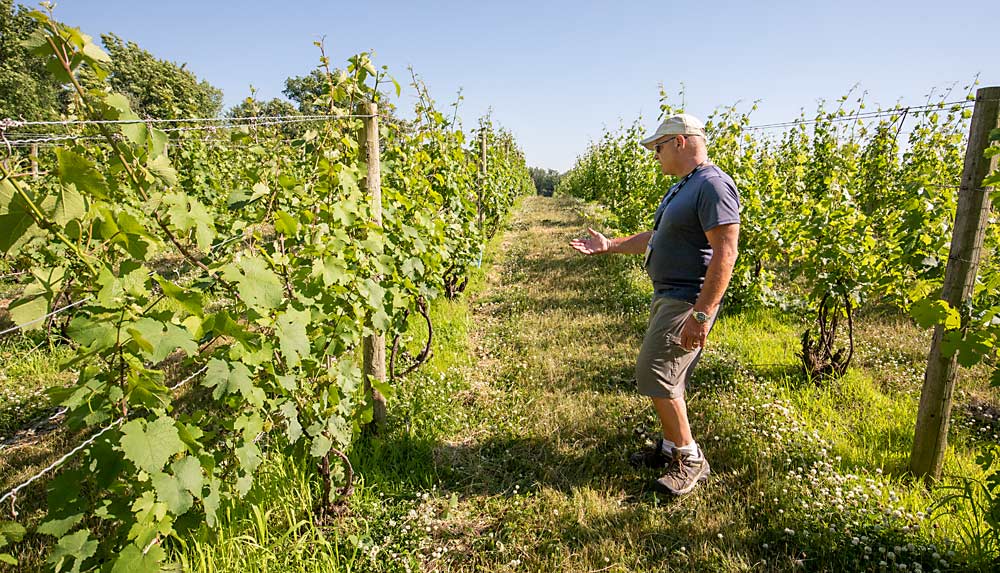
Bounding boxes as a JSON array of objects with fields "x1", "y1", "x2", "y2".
[{"x1": 645, "y1": 164, "x2": 741, "y2": 303}]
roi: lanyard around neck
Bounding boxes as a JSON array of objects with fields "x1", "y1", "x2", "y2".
[{"x1": 653, "y1": 161, "x2": 708, "y2": 231}]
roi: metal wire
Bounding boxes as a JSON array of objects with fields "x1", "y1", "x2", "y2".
[
  {"x1": 2, "y1": 113, "x2": 377, "y2": 128},
  {"x1": 0, "y1": 360, "x2": 210, "y2": 515},
  {"x1": 169, "y1": 365, "x2": 207, "y2": 391},
  {"x1": 743, "y1": 99, "x2": 978, "y2": 131},
  {"x1": 1, "y1": 113, "x2": 405, "y2": 147},
  {"x1": 0, "y1": 297, "x2": 91, "y2": 337},
  {"x1": 0, "y1": 417, "x2": 123, "y2": 516}
]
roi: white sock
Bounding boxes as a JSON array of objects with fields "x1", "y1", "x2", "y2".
[
  {"x1": 675, "y1": 442, "x2": 701, "y2": 460},
  {"x1": 660, "y1": 438, "x2": 677, "y2": 454}
]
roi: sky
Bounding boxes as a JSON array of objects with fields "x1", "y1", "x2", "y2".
[{"x1": 48, "y1": 0, "x2": 999, "y2": 172}]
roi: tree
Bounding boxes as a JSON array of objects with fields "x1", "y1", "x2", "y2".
[
  {"x1": 227, "y1": 96, "x2": 299, "y2": 119},
  {"x1": 99, "y1": 33, "x2": 223, "y2": 119},
  {"x1": 227, "y1": 95, "x2": 304, "y2": 138},
  {"x1": 0, "y1": 0, "x2": 63, "y2": 122},
  {"x1": 529, "y1": 167, "x2": 561, "y2": 196},
  {"x1": 283, "y1": 69, "x2": 332, "y2": 114},
  {"x1": 283, "y1": 66, "x2": 395, "y2": 116}
]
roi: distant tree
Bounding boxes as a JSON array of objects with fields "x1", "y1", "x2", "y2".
[
  {"x1": 283, "y1": 69, "x2": 331, "y2": 115},
  {"x1": 99, "y1": 33, "x2": 223, "y2": 119},
  {"x1": 227, "y1": 95, "x2": 305, "y2": 138},
  {"x1": 283, "y1": 67, "x2": 395, "y2": 116},
  {"x1": 0, "y1": 0, "x2": 63, "y2": 122},
  {"x1": 227, "y1": 96, "x2": 299, "y2": 119},
  {"x1": 529, "y1": 167, "x2": 561, "y2": 196}
]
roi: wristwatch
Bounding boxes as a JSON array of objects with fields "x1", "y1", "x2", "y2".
[{"x1": 692, "y1": 310, "x2": 711, "y2": 324}]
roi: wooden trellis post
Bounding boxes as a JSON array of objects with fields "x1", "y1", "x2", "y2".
[
  {"x1": 362, "y1": 101, "x2": 387, "y2": 428},
  {"x1": 910, "y1": 86, "x2": 1000, "y2": 482},
  {"x1": 479, "y1": 127, "x2": 487, "y2": 233}
]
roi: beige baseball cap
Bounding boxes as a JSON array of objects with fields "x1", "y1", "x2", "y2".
[{"x1": 640, "y1": 113, "x2": 706, "y2": 150}]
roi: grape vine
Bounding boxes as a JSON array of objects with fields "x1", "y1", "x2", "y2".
[{"x1": 0, "y1": 8, "x2": 531, "y2": 570}]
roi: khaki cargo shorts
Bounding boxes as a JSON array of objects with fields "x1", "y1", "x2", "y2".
[{"x1": 635, "y1": 296, "x2": 716, "y2": 399}]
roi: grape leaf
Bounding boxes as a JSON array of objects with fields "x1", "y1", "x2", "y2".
[
  {"x1": 47, "y1": 529, "x2": 97, "y2": 573},
  {"x1": 222, "y1": 256, "x2": 283, "y2": 311},
  {"x1": 120, "y1": 417, "x2": 186, "y2": 474},
  {"x1": 276, "y1": 308, "x2": 311, "y2": 367},
  {"x1": 110, "y1": 543, "x2": 166, "y2": 573}
]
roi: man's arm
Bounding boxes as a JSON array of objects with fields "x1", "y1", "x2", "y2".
[
  {"x1": 569, "y1": 227, "x2": 651, "y2": 255},
  {"x1": 679, "y1": 223, "x2": 739, "y2": 350}
]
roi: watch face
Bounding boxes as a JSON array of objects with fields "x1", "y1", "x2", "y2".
[{"x1": 694, "y1": 311, "x2": 709, "y2": 323}]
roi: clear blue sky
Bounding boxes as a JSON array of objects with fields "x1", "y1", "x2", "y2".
[{"x1": 51, "y1": 0, "x2": 998, "y2": 172}]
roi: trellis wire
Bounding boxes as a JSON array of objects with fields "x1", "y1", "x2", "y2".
[{"x1": 0, "y1": 363, "x2": 209, "y2": 515}]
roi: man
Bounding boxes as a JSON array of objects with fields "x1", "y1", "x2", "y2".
[{"x1": 569, "y1": 113, "x2": 740, "y2": 495}]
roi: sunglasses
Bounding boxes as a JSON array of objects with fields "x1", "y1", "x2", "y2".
[{"x1": 654, "y1": 136, "x2": 681, "y2": 153}]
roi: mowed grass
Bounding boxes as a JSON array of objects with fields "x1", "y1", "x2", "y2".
[
  {"x1": 4, "y1": 195, "x2": 996, "y2": 571},
  {"x1": 170, "y1": 195, "x2": 995, "y2": 572}
]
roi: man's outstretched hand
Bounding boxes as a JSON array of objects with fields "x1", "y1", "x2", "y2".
[{"x1": 569, "y1": 227, "x2": 612, "y2": 255}]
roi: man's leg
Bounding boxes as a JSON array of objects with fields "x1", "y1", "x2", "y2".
[
  {"x1": 634, "y1": 297, "x2": 711, "y2": 494},
  {"x1": 651, "y1": 395, "x2": 692, "y2": 447}
]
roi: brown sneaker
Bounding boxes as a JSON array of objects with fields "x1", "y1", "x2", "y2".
[
  {"x1": 629, "y1": 439, "x2": 674, "y2": 468},
  {"x1": 655, "y1": 447, "x2": 710, "y2": 495}
]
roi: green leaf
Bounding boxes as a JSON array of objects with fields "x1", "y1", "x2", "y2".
[
  {"x1": 111, "y1": 544, "x2": 166, "y2": 573},
  {"x1": 120, "y1": 417, "x2": 186, "y2": 474},
  {"x1": 203, "y1": 478, "x2": 222, "y2": 528},
  {"x1": 202, "y1": 359, "x2": 263, "y2": 407},
  {"x1": 0, "y1": 521, "x2": 25, "y2": 547},
  {"x1": 0, "y1": 179, "x2": 41, "y2": 254},
  {"x1": 310, "y1": 434, "x2": 332, "y2": 458},
  {"x1": 40, "y1": 186, "x2": 86, "y2": 227},
  {"x1": 128, "y1": 318, "x2": 198, "y2": 363},
  {"x1": 157, "y1": 278, "x2": 205, "y2": 316},
  {"x1": 316, "y1": 257, "x2": 350, "y2": 286},
  {"x1": 276, "y1": 308, "x2": 311, "y2": 367},
  {"x1": 151, "y1": 471, "x2": 193, "y2": 515},
  {"x1": 163, "y1": 192, "x2": 216, "y2": 251},
  {"x1": 227, "y1": 187, "x2": 266, "y2": 210},
  {"x1": 37, "y1": 514, "x2": 83, "y2": 538},
  {"x1": 80, "y1": 40, "x2": 111, "y2": 63},
  {"x1": 230, "y1": 362, "x2": 264, "y2": 407},
  {"x1": 236, "y1": 474, "x2": 254, "y2": 497},
  {"x1": 235, "y1": 441, "x2": 261, "y2": 473},
  {"x1": 274, "y1": 210, "x2": 298, "y2": 236},
  {"x1": 148, "y1": 128, "x2": 169, "y2": 158},
  {"x1": 910, "y1": 298, "x2": 961, "y2": 330},
  {"x1": 171, "y1": 456, "x2": 204, "y2": 498},
  {"x1": 222, "y1": 256, "x2": 283, "y2": 311},
  {"x1": 147, "y1": 154, "x2": 178, "y2": 187},
  {"x1": 56, "y1": 149, "x2": 109, "y2": 199},
  {"x1": 7, "y1": 287, "x2": 49, "y2": 330},
  {"x1": 279, "y1": 402, "x2": 302, "y2": 443},
  {"x1": 277, "y1": 374, "x2": 296, "y2": 392},
  {"x1": 371, "y1": 376, "x2": 395, "y2": 401},
  {"x1": 202, "y1": 358, "x2": 231, "y2": 398},
  {"x1": 234, "y1": 412, "x2": 264, "y2": 441},
  {"x1": 47, "y1": 529, "x2": 97, "y2": 573},
  {"x1": 7, "y1": 267, "x2": 65, "y2": 330},
  {"x1": 67, "y1": 315, "x2": 117, "y2": 351}
]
